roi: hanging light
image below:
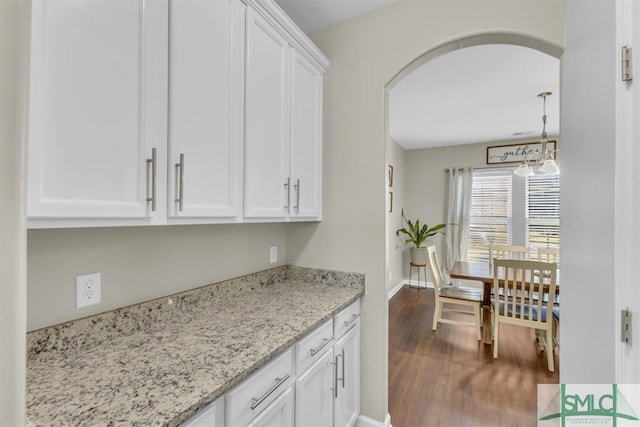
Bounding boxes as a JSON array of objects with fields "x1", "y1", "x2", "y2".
[{"x1": 514, "y1": 92, "x2": 559, "y2": 177}]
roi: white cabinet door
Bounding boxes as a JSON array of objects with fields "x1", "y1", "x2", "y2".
[
  {"x1": 181, "y1": 396, "x2": 225, "y2": 427},
  {"x1": 28, "y1": 0, "x2": 167, "y2": 220},
  {"x1": 247, "y1": 387, "x2": 294, "y2": 427},
  {"x1": 168, "y1": 0, "x2": 244, "y2": 219},
  {"x1": 295, "y1": 349, "x2": 334, "y2": 427},
  {"x1": 333, "y1": 321, "x2": 360, "y2": 427},
  {"x1": 244, "y1": 7, "x2": 290, "y2": 219},
  {"x1": 289, "y1": 50, "x2": 323, "y2": 219}
]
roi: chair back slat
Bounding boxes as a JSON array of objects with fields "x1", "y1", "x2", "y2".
[
  {"x1": 537, "y1": 247, "x2": 560, "y2": 263},
  {"x1": 493, "y1": 259, "x2": 558, "y2": 326},
  {"x1": 489, "y1": 244, "x2": 530, "y2": 268}
]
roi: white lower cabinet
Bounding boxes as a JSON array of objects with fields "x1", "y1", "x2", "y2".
[
  {"x1": 248, "y1": 388, "x2": 294, "y2": 427},
  {"x1": 182, "y1": 396, "x2": 225, "y2": 427},
  {"x1": 182, "y1": 299, "x2": 360, "y2": 427},
  {"x1": 333, "y1": 322, "x2": 360, "y2": 427},
  {"x1": 295, "y1": 349, "x2": 334, "y2": 427}
]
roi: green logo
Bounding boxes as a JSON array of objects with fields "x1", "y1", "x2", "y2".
[{"x1": 539, "y1": 384, "x2": 639, "y2": 426}]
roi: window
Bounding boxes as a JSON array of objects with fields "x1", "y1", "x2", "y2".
[
  {"x1": 467, "y1": 169, "x2": 560, "y2": 263},
  {"x1": 526, "y1": 174, "x2": 560, "y2": 251}
]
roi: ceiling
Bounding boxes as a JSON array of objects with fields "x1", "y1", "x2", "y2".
[{"x1": 274, "y1": 1, "x2": 560, "y2": 151}]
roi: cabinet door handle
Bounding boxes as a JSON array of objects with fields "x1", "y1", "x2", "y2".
[
  {"x1": 331, "y1": 356, "x2": 338, "y2": 398},
  {"x1": 250, "y1": 373, "x2": 290, "y2": 410},
  {"x1": 310, "y1": 337, "x2": 332, "y2": 356},
  {"x1": 175, "y1": 153, "x2": 184, "y2": 212},
  {"x1": 338, "y1": 349, "x2": 345, "y2": 388},
  {"x1": 293, "y1": 178, "x2": 300, "y2": 214},
  {"x1": 284, "y1": 177, "x2": 291, "y2": 212},
  {"x1": 343, "y1": 313, "x2": 360, "y2": 328},
  {"x1": 146, "y1": 148, "x2": 157, "y2": 211}
]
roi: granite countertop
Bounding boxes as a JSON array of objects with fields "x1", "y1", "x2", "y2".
[{"x1": 26, "y1": 266, "x2": 365, "y2": 426}]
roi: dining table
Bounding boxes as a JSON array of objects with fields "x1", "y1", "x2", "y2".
[{"x1": 449, "y1": 260, "x2": 560, "y2": 345}]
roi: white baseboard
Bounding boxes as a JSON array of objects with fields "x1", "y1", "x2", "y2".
[
  {"x1": 388, "y1": 280, "x2": 433, "y2": 300},
  {"x1": 356, "y1": 413, "x2": 392, "y2": 427}
]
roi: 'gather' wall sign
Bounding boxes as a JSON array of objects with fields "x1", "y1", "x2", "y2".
[{"x1": 486, "y1": 140, "x2": 557, "y2": 165}]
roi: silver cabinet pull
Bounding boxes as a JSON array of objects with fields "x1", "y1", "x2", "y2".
[
  {"x1": 146, "y1": 148, "x2": 157, "y2": 211},
  {"x1": 293, "y1": 178, "x2": 300, "y2": 214},
  {"x1": 331, "y1": 357, "x2": 338, "y2": 398},
  {"x1": 310, "y1": 337, "x2": 332, "y2": 357},
  {"x1": 175, "y1": 153, "x2": 184, "y2": 212},
  {"x1": 284, "y1": 177, "x2": 291, "y2": 212},
  {"x1": 338, "y1": 349, "x2": 345, "y2": 389},
  {"x1": 250, "y1": 373, "x2": 290, "y2": 410},
  {"x1": 343, "y1": 313, "x2": 360, "y2": 328}
]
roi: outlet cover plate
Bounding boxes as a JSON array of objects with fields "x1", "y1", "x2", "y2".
[
  {"x1": 76, "y1": 272, "x2": 101, "y2": 308},
  {"x1": 270, "y1": 246, "x2": 278, "y2": 264}
]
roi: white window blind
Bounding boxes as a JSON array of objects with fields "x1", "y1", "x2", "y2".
[
  {"x1": 468, "y1": 169, "x2": 512, "y2": 263},
  {"x1": 526, "y1": 174, "x2": 560, "y2": 251}
]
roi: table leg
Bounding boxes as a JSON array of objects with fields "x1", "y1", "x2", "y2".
[{"x1": 482, "y1": 281, "x2": 493, "y2": 345}]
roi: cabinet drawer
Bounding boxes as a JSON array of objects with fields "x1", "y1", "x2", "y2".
[
  {"x1": 334, "y1": 299, "x2": 361, "y2": 340},
  {"x1": 295, "y1": 319, "x2": 333, "y2": 374},
  {"x1": 227, "y1": 349, "x2": 293, "y2": 427}
]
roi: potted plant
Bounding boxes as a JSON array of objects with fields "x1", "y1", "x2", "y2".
[{"x1": 396, "y1": 210, "x2": 447, "y2": 266}]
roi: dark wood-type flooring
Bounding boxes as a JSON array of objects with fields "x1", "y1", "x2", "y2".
[{"x1": 388, "y1": 285, "x2": 559, "y2": 427}]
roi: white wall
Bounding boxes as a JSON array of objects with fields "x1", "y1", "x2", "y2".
[
  {"x1": 386, "y1": 138, "x2": 405, "y2": 294},
  {"x1": 287, "y1": 0, "x2": 563, "y2": 422},
  {"x1": 560, "y1": 0, "x2": 616, "y2": 383},
  {"x1": 28, "y1": 223, "x2": 288, "y2": 330},
  {"x1": 0, "y1": 0, "x2": 30, "y2": 421}
]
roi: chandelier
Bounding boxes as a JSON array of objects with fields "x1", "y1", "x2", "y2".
[{"x1": 514, "y1": 92, "x2": 559, "y2": 177}]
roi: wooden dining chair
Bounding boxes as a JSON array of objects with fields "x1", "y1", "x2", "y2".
[
  {"x1": 426, "y1": 245, "x2": 483, "y2": 340},
  {"x1": 489, "y1": 243, "x2": 530, "y2": 266},
  {"x1": 492, "y1": 258, "x2": 558, "y2": 372},
  {"x1": 537, "y1": 246, "x2": 559, "y2": 263}
]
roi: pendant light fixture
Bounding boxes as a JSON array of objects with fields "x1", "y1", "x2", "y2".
[{"x1": 514, "y1": 91, "x2": 559, "y2": 177}]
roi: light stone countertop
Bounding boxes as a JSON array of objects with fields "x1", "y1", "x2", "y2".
[{"x1": 26, "y1": 266, "x2": 365, "y2": 426}]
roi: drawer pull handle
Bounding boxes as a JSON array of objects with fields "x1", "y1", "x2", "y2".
[
  {"x1": 310, "y1": 338, "x2": 332, "y2": 356},
  {"x1": 250, "y1": 373, "x2": 291, "y2": 410},
  {"x1": 343, "y1": 313, "x2": 360, "y2": 328}
]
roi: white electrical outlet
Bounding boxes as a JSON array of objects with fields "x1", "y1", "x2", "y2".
[
  {"x1": 270, "y1": 246, "x2": 278, "y2": 264},
  {"x1": 76, "y1": 272, "x2": 101, "y2": 308}
]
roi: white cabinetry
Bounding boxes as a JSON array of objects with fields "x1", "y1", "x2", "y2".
[
  {"x1": 27, "y1": 0, "x2": 327, "y2": 228},
  {"x1": 333, "y1": 322, "x2": 360, "y2": 427},
  {"x1": 183, "y1": 299, "x2": 360, "y2": 427},
  {"x1": 244, "y1": 7, "x2": 291, "y2": 219},
  {"x1": 28, "y1": 0, "x2": 167, "y2": 224},
  {"x1": 181, "y1": 396, "x2": 225, "y2": 427},
  {"x1": 247, "y1": 388, "x2": 294, "y2": 427},
  {"x1": 295, "y1": 349, "x2": 334, "y2": 427},
  {"x1": 289, "y1": 50, "x2": 323, "y2": 219},
  {"x1": 168, "y1": 0, "x2": 244, "y2": 220},
  {"x1": 244, "y1": 4, "x2": 327, "y2": 221}
]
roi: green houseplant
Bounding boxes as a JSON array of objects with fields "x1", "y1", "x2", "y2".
[{"x1": 396, "y1": 210, "x2": 446, "y2": 266}]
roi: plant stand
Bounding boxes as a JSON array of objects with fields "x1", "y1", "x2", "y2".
[{"x1": 409, "y1": 262, "x2": 428, "y2": 290}]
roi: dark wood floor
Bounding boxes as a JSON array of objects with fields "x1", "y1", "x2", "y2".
[{"x1": 388, "y1": 285, "x2": 559, "y2": 427}]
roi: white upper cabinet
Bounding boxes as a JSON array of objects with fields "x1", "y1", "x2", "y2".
[
  {"x1": 168, "y1": 0, "x2": 244, "y2": 219},
  {"x1": 289, "y1": 50, "x2": 323, "y2": 219},
  {"x1": 28, "y1": 0, "x2": 168, "y2": 225},
  {"x1": 27, "y1": 0, "x2": 328, "y2": 228},
  {"x1": 244, "y1": 7, "x2": 291, "y2": 219},
  {"x1": 244, "y1": 2, "x2": 328, "y2": 221}
]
